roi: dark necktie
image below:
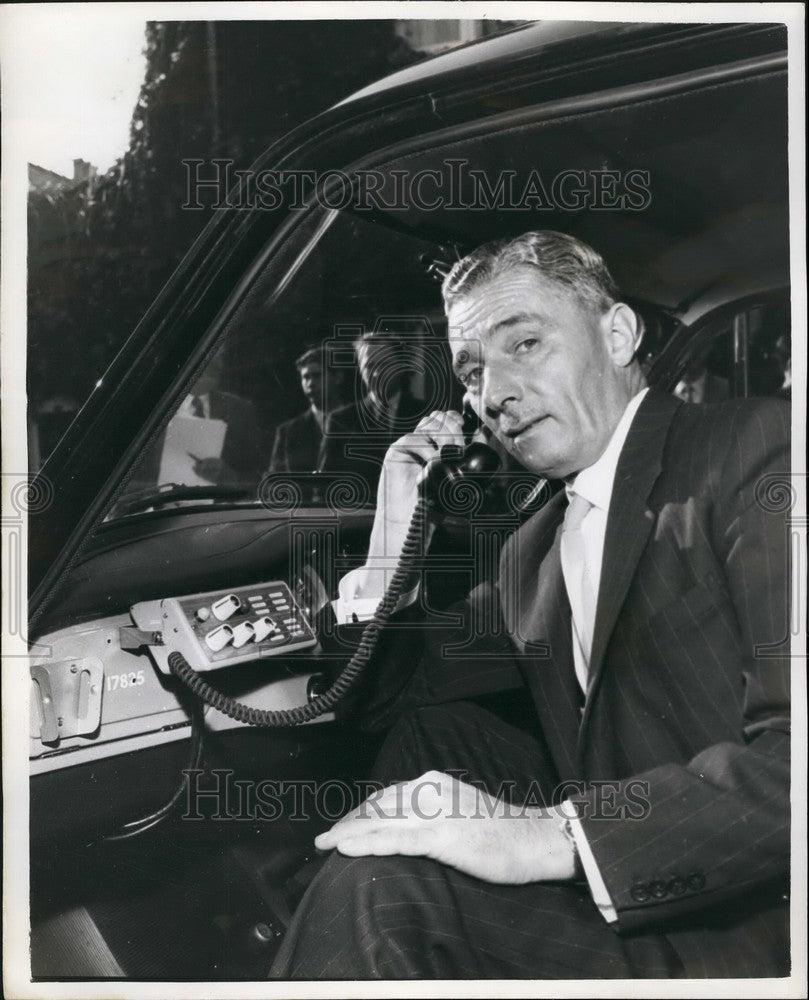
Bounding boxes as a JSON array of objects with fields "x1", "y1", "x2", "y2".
[{"x1": 190, "y1": 395, "x2": 205, "y2": 418}]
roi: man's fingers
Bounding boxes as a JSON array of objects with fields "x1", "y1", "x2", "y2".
[
  {"x1": 386, "y1": 439, "x2": 440, "y2": 466},
  {"x1": 407, "y1": 410, "x2": 465, "y2": 446},
  {"x1": 315, "y1": 772, "x2": 465, "y2": 853},
  {"x1": 314, "y1": 829, "x2": 338, "y2": 851},
  {"x1": 314, "y1": 806, "x2": 400, "y2": 849},
  {"x1": 386, "y1": 412, "x2": 466, "y2": 467},
  {"x1": 329, "y1": 827, "x2": 434, "y2": 859},
  {"x1": 419, "y1": 410, "x2": 465, "y2": 444},
  {"x1": 314, "y1": 809, "x2": 410, "y2": 851},
  {"x1": 314, "y1": 811, "x2": 389, "y2": 849}
]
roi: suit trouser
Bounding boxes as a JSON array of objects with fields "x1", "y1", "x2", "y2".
[{"x1": 269, "y1": 700, "x2": 684, "y2": 979}]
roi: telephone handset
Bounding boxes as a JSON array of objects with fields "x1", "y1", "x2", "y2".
[
  {"x1": 421, "y1": 441, "x2": 503, "y2": 507},
  {"x1": 420, "y1": 401, "x2": 503, "y2": 513}
]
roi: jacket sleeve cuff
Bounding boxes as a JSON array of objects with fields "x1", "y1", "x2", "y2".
[
  {"x1": 333, "y1": 566, "x2": 419, "y2": 623},
  {"x1": 560, "y1": 800, "x2": 618, "y2": 924}
]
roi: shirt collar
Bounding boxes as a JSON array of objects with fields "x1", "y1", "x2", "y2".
[{"x1": 568, "y1": 387, "x2": 649, "y2": 512}]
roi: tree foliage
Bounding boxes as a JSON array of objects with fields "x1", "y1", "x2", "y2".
[{"x1": 28, "y1": 20, "x2": 421, "y2": 458}]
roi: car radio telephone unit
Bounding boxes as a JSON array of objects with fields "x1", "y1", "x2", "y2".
[
  {"x1": 130, "y1": 581, "x2": 317, "y2": 675},
  {"x1": 127, "y1": 416, "x2": 503, "y2": 726}
]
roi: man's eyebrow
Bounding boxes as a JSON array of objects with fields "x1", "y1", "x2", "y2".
[{"x1": 493, "y1": 311, "x2": 544, "y2": 332}]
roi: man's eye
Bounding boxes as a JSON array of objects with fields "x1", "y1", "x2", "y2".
[
  {"x1": 459, "y1": 367, "x2": 483, "y2": 391},
  {"x1": 515, "y1": 338, "x2": 538, "y2": 354}
]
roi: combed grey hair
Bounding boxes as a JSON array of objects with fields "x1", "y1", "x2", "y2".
[{"x1": 441, "y1": 230, "x2": 621, "y2": 315}]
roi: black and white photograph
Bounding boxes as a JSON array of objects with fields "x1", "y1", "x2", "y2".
[{"x1": 1, "y1": 3, "x2": 806, "y2": 996}]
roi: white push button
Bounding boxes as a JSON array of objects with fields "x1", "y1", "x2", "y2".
[
  {"x1": 212, "y1": 594, "x2": 241, "y2": 621},
  {"x1": 195, "y1": 607, "x2": 211, "y2": 622},
  {"x1": 205, "y1": 624, "x2": 234, "y2": 651},
  {"x1": 231, "y1": 621, "x2": 256, "y2": 648},
  {"x1": 252, "y1": 617, "x2": 276, "y2": 642}
]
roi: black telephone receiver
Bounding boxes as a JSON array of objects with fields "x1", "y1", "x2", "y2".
[{"x1": 420, "y1": 401, "x2": 502, "y2": 511}]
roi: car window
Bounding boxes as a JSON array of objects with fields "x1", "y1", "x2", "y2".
[
  {"x1": 112, "y1": 209, "x2": 455, "y2": 518},
  {"x1": 670, "y1": 295, "x2": 791, "y2": 403},
  {"x1": 744, "y1": 299, "x2": 791, "y2": 398}
]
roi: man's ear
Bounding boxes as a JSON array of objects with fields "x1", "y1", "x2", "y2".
[{"x1": 602, "y1": 303, "x2": 643, "y2": 367}]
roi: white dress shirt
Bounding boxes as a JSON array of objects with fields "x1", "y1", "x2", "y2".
[
  {"x1": 335, "y1": 388, "x2": 650, "y2": 922},
  {"x1": 562, "y1": 388, "x2": 649, "y2": 694},
  {"x1": 559, "y1": 387, "x2": 648, "y2": 922}
]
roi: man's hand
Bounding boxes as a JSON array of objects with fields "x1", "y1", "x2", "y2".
[
  {"x1": 355, "y1": 410, "x2": 468, "y2": 598},
  {"x1": 190, "y1": 456, "x2": 232, "y2": 483},
  {"x1": 377, "y1": 409, "x2": 468, "y2": 526},
  {"x1": 314, "y1": 770, "x2": 579, "y2": 885},
  {"x1": 348, "y1": 404, "x2": 496, "y2": 604}
]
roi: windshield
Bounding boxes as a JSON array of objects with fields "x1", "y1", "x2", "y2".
[{"x1": 109, "y1": 208, "x2": 455, "y2": 520}]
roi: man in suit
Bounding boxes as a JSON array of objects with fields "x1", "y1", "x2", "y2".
[
  {"x1": 673, "y1": 358, "x2": 730, "y2": 404},
  {"x1": 270, "y1": 231, "x2": 791, "y2": 979},
  {"x1": 268, "y1": 347, "x2": 341, "y2": 474},
  {"x1": 316, "y1": 331, "x2": 426, "y2": 498}
]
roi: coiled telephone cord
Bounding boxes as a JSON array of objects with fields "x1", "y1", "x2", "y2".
[{"x1": 167, "y1": 495, "x2": 429, "y2": 726}]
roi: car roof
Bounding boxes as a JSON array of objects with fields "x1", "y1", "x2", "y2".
[{"x1": 337, "y1": 21, "x2": 661, "y2": 106}]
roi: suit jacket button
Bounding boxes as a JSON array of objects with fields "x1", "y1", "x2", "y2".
[
  {"x1": 686, "y1": 872, "x2": 706, "y2": 891},
  {"x1": 649, "y1": 880, "x2": 668, "y2": 899},
  {"x1": 630, "y1": 883, "x2": 651, "y2": 902},
  {"x1": 668, "y1": 876, "x2": 687, "y2": 895}
]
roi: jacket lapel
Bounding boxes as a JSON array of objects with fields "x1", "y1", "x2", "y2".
[{"x1": 577, "y1": 390, "x2": 681, "y2": 755}]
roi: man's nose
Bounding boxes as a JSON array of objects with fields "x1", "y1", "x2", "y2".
[{"x1": 482, "y1": 365, "x2": 521, "y2": 418}]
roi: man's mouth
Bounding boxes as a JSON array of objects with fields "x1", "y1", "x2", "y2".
[{"x1": 504, "y1": 416, "x2": 545, "y2": 441}]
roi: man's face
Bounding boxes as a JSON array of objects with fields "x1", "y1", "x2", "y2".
[
  {"x1": 299, "y1": 362, "x2": 323, "y2": 406},
  {"x1": 448, "y1": 266, "x2": 630, "y2": 480},
  {"x1": 356, "y1": 341, "x2": 405, "y2": 396}
]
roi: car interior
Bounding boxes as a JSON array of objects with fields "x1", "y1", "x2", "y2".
[{"x1": 28, "y1": 36, "x2": 790, "y2": 979}]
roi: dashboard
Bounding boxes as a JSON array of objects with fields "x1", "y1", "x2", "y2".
[{"x1": 30, "y1": 578, "x2": 324, "y2": 775}]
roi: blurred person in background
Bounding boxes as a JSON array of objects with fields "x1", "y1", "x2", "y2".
[
  {"x1": 673, "y1": 356, "x2": 729, "y2": 404},
  {"x1": 317, "y1": 331, "x2": 425, "y2": 495},
  {"x1": 268, "y1": 346, "x2": 347, "y2": 473}
]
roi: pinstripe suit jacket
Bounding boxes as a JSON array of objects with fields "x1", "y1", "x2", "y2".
[
  {"x1": 354, "y1": 389, "x2": 791, "y2": 975},
  {"x1": 498, "y1": 389, "x2": 791, "y2": 971}
]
